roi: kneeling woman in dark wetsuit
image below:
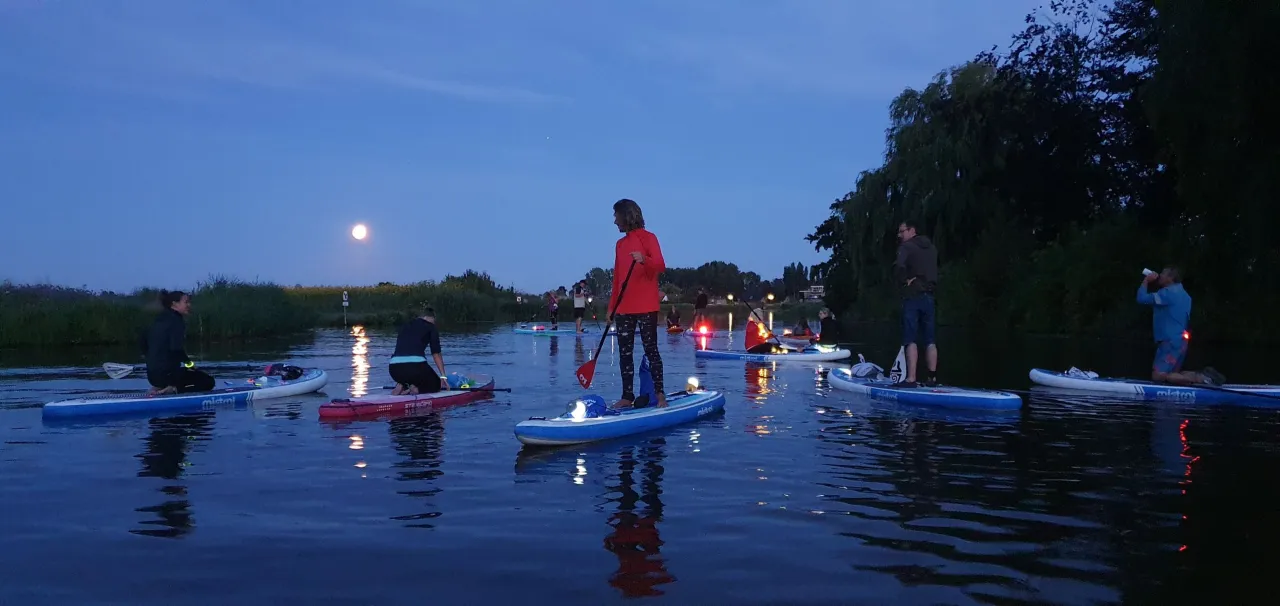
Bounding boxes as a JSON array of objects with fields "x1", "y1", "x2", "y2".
[
  {"x1": 389, "y1": 306, "x2": 449, "y2": 395},
  {"x1": 144, "y1": 290, "x2": 215, "y2": 395}
]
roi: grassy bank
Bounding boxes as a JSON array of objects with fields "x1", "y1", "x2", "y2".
[
  {"x1": 0, "y1": 271, "x2": 555, "y2": 348},
  {"x1": 0, "y1": 278, "x2": 319, "y2": 348},
  {"x1": 0, "y1": 274, "x2": 831, "y2": 349}
]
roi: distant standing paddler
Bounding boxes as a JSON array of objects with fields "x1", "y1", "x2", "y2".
[
  {"x1": 143, "y1": 290, "x2": 214, "y2": 395},
  {"x1": 389, "y1": 306, "x2": 449, "y2": 395},
  {"x1": 573, "y1": 281, "x2": 589, "y2": 333}
]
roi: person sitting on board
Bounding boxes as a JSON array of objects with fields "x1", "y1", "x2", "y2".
[
  {"x1": 791, "y1": 318, "x2": 813, "y2": 337},
  {"x1": 666, "y1": 306, "x2": 681, "y2": 329},
  {"x1": 546, "y1": 291, "x2": 560, "y2": 330},
  {"x1": 610, "y1": 198, "x2": 668, "y2": 410},
  {"x1": 573, "y1": 281, "x2": 589, "y2": 333},
  {"x1": 389, "y1": 305, "x2": 450, "y2": 396},
  {"x1": 814, "y1": 308, "x2": 841, "y2": 345},
  {"x1": 693, "y1": 287, "x2": 709, "y2": 329},
  {"x1": 143, "y1": 290, "x2": 215, "y2": 395},
  {"x1": 1138, "y1": 266, "x2": 1226, "y2": 386},
  {"x1": 744, "y1": 307, "x2": 776, "y2": 354}
]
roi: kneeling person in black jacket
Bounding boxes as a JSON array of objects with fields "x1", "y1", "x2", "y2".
[
  {"x1": 389, "y1": 306, "x2": 449, "y2": 395},
  {"x1": 144, "y1": 290, "x2": 215, "y2": 395}
]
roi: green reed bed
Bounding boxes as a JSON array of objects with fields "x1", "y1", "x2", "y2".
[{"x1": 0, "y1": 278, "x2": 315, "y2": 348}]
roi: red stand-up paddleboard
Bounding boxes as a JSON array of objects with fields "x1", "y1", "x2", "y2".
[{"x1": 319, "y1": 374, "x2": 497, "y2": 420}]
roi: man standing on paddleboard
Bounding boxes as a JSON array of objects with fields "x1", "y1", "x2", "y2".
[
  {"x1": 1138, "y1": 266, "x2": 1226, "y2": 386},
  {"x1": 894, "y1": 220, "x2": 938, "y2": 387},
  {"x1": 573, "y1": 281, "x2": 589, "y2": 333},
  {"x1": 693, "y1": 287, "x2": 709, "y2": 330},
  {"x1": 610, "y1": 198, "x2": 668, "y2": 409}
]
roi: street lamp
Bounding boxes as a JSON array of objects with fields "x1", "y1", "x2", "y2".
[
  {"x1": 727, "y1": 294, "x2": 734, "y2": 301},
  {"x1": 766, "y1": 293, "x2": 775, "y2": 302}
]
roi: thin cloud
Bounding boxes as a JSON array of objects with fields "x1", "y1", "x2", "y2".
[{"x1": 0, "y1": 1, "x2": 566, "y2": 105}]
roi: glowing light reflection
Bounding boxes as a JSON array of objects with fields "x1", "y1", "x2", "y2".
[
  {"x1": 349, "y1": 434, "x2": 364, "y2": 450},
  {"x1": 574, "y1": 457, "x2": 587, "y2": 485},
  {"x1": 350, "y1": 325, "x2": 370, "y2": 397}
]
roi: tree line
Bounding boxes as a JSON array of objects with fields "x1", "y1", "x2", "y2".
[
  {"x1": 542, "y1": 261, "x2": 820, "y2": 304},
  {"x1": 806, "y1": 0, "x2": 1278, "y2": 343}
]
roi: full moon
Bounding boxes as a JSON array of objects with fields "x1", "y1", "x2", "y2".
[{"x1": 351, "y1": 224, "x2": 368, "y2": 240}]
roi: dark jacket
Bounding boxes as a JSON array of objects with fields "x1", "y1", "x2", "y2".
[
  {"x1": 894, "y1": 235, "x2": 938, "y2": 298},
  {"x1": 816, "y1": 317, "x2": 841, "y2": 344},
  {"x1": 144, "y1": 308, "x2": 191, "y2": 376}
]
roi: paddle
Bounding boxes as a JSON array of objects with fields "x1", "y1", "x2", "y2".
[
  {"x1": 577, "y1": 259, "x2": 637, "y2": 389},
  {"x1": 103, "y1": 361, "x2": 272, "y2": 380}
]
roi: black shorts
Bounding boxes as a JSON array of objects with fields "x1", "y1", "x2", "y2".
[
  {"x1": 389, "y1": 361, "x2": 442, "y2": 393},
  {"x1": 573, "y1": 307, "x2": 585, "y2": 319},
  {"x1": 147, "y1": 368, "x2": 216, "y2": 393}
]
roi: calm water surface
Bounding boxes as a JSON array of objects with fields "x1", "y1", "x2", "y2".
[{"x1": 1, "y1": 323, "x2": 1277, "y2": 605}]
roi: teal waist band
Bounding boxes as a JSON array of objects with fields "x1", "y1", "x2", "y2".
[{"x1": 389, "y1": 355, "x2": 428, "y2": 364}]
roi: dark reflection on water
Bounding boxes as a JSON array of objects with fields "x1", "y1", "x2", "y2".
[
  {"x1": 601, "y1": 439, "x2": 674, "y2": 598},
  {"x1": 387, "y1": 412, "x2": 445, "y2": 528},
  {"x1": 131, "y1": 412, "x2": 214, "y2": 539}
]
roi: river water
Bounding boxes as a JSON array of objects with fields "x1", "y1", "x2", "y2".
[{"x1": 1, "y1": 319, "x2": 1276, "y2": 605}]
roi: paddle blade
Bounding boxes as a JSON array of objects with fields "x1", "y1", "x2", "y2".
[
  {"x1": 576, "y1": 359, "x2": 598, "y2": 389},
  {"x1": 103, "y1": 362, "x2": 136, "y2": 379}
]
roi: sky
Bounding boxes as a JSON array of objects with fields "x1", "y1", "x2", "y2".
[{"x1": 0, "y1": 0, "x2": 1045, "y2": 293}]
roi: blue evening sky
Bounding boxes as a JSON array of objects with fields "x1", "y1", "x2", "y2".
[{"x1": 1, "y1": 0, "x2": 1042, "y2": 293}]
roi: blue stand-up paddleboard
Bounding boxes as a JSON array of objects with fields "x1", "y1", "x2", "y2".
[
  {"x1": 43, "y1": 365, "x2": 328, "y2": 419},
  {"x1": 1029, "y1": 367, "x2": 1280, "y2": 408},
  {"x1": 515, "y1": 324, "x2": 616, "y2": 336},
  {"x1": 515, "y1": 357, "x2": 725, "y2": 446},
  {"x1": 695, "y1": 343, "x2": 850, "y2": 363},
  {"x1": 828, "y1": 351, "x2": 1022, "y2": 410}
]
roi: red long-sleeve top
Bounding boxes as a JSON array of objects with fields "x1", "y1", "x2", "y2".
[{"x1": 610, "y1": 228, "x2": 666, "y2": 315}]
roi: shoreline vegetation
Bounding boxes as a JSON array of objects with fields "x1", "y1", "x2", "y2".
[{"x1": 0, "y1": 269, "x2": 823, "y2": 349}]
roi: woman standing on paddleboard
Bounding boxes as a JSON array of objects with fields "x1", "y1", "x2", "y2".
[
  {"x1": 610, "y1": 198, "x2": 668, "y2": 409},
  {"x1": 388, "y1": 306, "x2": 449, "y2": 395},
  {"x1": 143, "y1": 290, "x2": 214, "y2": 395}
]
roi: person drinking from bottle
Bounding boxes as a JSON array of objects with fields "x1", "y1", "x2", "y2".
[
  {"x1": 143, "y1": 290, "x2": 215, "y2": 395},
  {"x1": 610, "y1": 198, "x2": 668, "y2": 409},
  {"x1": 1137, "y1": 266, "x2": 1226, "y2": 386},
  {"x1": 389, "y1": 305, "x2": 449, "y2": 395}
]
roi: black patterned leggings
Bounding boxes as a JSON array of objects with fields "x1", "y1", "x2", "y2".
[{"x1": 616, "y1": 311, "x2": 663, "y2": 400}]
